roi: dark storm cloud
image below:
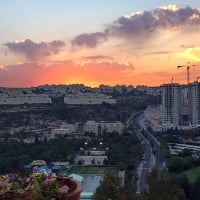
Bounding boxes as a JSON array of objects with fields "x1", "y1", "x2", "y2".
[
  {"x1": 71, "y1": 31, "x2": 107, "y2": 48},
  {"x1": 3, "y1": 39, "x2": 65, "y2": 61},
  {"x1": 108, "y1": 6, "x2": 200, "y2": 38}
]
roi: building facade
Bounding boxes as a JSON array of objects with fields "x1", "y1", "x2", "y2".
[
  {"x1": 162, "y1": 82, "x2": 200, "y2": 129},
  {"x1": 162, "y1": 83, "x2": 181, "y2": 128},
  {"x1": 83, "y1": 120, "x2": 124, "y2": 135},
  {"x1": 0, "y1": 94, "x2": 51, "y2": 104},
  {"x1": 64, "y1": 92, "x2": 116, "y2": 105},
  {"x1": 189, "y1": 82, "x2": 200, "y2": 127}
]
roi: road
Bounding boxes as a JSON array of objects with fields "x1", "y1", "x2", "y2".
[
  {"x1": 127, "y1": 111, "x2": 165, "y2": 193},
  {"x1": 136, "y1": 113, "x2": 165, "y2": 172},
  {"x1": 136, "y1": 128, "x2": 153, "y2": 192}
]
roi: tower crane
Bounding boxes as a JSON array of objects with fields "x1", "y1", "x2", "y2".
[{"x1": 177, "y1": 63, "x2": 197, "y2": 85}]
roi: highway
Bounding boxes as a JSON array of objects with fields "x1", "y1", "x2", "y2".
[
  {"x1": 127, "y1": 111, "x2": 165, "y2": 193},
  {"x1": 136, "y1": 128, "x2": 153, "y2": 192},
  {"x1": 136, "y1": 112, "x2": 165, "y2": 172}
]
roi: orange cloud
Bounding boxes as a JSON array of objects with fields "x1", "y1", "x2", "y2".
[
  {"x1": 0, "y1": 56, "x2": 197, "y2": 87},
  {"x1": 0, "y1": 60, "x2": 135, "y2": 88}
]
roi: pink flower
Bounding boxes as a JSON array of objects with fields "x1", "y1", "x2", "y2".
[
  {"x1": 33, "y1": 166, "x2": 38, "y2": 172},
  {"x1": 26, "y1": 177, "x2": 34, "y2": 186},
  {"x1": 0, "y1": 180, "x2": 9, "y2": 187},
  {"x1": 44, "y1": 178, "x2": 51, "y2": 185},
  {"x1": 61, "y1": 185, "x2": 70, "y2": 193}
]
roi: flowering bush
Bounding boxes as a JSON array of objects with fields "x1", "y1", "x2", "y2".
[{"x1": 0, "y1": 169, "x2": 71, "y2": 200}]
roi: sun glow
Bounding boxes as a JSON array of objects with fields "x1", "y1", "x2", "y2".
[{"x1": 178, "y1": 47, "x2": 200, "y2": 62}]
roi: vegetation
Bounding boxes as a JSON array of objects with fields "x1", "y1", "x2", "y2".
[
  {"x1": 180, "y1": 167, "x2": 200, "y2": 183},
  {"x1": 0, "y1": 93, "x2": 160, "y2": 133},
  {"x1": 93, "y1": 168, "x2": 189, "y2": 200},
  {"x1": 149, "y1": 128, "x2": 200, "y2": 200},
  {"x1": 168, "y1": 157, "x2": 199, "y2": 173},
  {"x1": 0, "y1": 137, "x2": 83, "y2": 173},
  {"x1": 0, "y1": 171, "x2": 73, "y2": 199},
  {"x1": 138, "y1": 168, "x2": 187, "y2": 200},
  {"x1": 0, "y1": 132, "x2": 143, "y2": 177},
  {"x1": 93, "y1": 174, "x2": 136, "y2": 200}
]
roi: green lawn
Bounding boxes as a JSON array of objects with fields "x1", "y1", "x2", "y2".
[
  {"x1": 68, "y1": 166, "x2": 117, "y2": 174},
  {"x1": 181, "y1": 167, "x2": 200, "y2": 183}
]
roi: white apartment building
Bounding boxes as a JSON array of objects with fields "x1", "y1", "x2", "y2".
[
  {"x1": 100, "y1": 121, "x2": 124, "y2": 134},
  {"x1": 0, "y1": 94, "x2": 52, "y2": 105},
  {"x1": 162, "y1": 83, "x2": 181, "y2": 128},
  {"x1": 84, "y1": 120, "x2": 124, "y2": 135},
  {"x1": 83, "y1": 121, "x2": 99, "y2": 135},
  {"x1": 75, "y1": 155, "x2": 108, "y2": 165},
  {"x1": 64, "y1": 92, "x2": 116, "y2": 105}
]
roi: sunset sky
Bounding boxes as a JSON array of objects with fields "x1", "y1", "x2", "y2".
[{"x1": 1, "y1": 0, "x2": 200, "y2": 87}]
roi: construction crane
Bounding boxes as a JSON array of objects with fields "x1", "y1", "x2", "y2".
[{"x1": 177, "y1": 63, "x2": 197, "y2": 85}]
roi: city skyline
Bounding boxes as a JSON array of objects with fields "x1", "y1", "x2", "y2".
[{"x1": 1, "y1": 1, "x2": 200, "y2": 88}]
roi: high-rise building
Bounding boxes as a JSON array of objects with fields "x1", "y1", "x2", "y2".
[
  {"x1": 162, "y1": 82, "x2": 200, "y2": 129},
  {"x1": 189, "y1": 82, "x2": 200, "y2": 127},
  {"x1": 162, "y1": 84, "x2": 181, "y2": 128},
  {"x1": 180, "y1": 86, "x2": 190, "y2": 126}
]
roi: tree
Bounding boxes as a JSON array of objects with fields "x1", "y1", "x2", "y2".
[
  {"x1": 180, "y1": 149, "x2": 193, "y2": 158},
  {"x1": 93, "y1": 175, "x2": 125, "y2": 200},
  {"x1": 103, "y1": 158, "x2": 108, "y2": 165},
  {"x1": 139, "y1": 168, "x2": 187, "y2": 200},
  {"x1": 91, "y1": 158, "x2": 96, "y2": 165},
  {"x1": 176, "y1": 174, "x2": 191, "y2": 199},
  {"x1": 168, "y1": 158, "x2": 184, "y2": 173},
  {"x1": 191, "y1": 177, "x2": 200, "y2": 200}
]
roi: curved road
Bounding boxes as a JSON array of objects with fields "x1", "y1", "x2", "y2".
[{"x1": 127, "y1": 111, "x2": 165, "y2": 193}]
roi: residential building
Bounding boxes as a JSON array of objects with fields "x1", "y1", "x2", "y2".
[
  {"x1": 0, "y1": 94, "x2": 51, "y2": 105},
  {"x1": 100, "y1": 121, "x2": 124, "y2": 134},
  {"x1": 48, "y1": 121, "x2": 124, "y2": 138},
  {"x1": 83, "y1": 121, "x2": 99, "y2": 135},
  {"x1": 83, "y1": 120, "x2": 124, "y2": 135},
  {"x1": 162, "y1": 83, "x2": 181, "y2": 128},
  {"x1": 64, "y1": 92, "x2": 116, "y2": 105},
  {"x1": 136, "y1": 85, "x2": 161, "y2": 95},
  {"x1": 189, "y1": 82, "x2": 200, "y2": 127},
  {"x1": 162, "y1": 82, "x2": 200, "y2": 129},
  {"x1": 75, "y1": 155, "x2": 108, "y2": 165}
]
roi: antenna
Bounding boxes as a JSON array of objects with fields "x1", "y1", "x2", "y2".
[{"x1": 171, "y1": 76, "x2": 174, "y2": 84}]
